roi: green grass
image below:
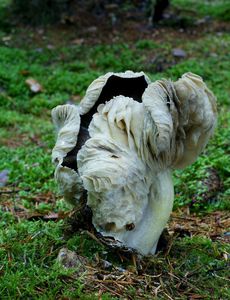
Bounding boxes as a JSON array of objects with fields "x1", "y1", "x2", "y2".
[
  {"x1": 172, "y1": 0, "x2": 230, "y2": 21},
  {"x1": 0, "y1": 214, "x2": 105, "y2": 299},
  {"x1": 0, "y1": 1, "x2": 229, "y2": 298}
]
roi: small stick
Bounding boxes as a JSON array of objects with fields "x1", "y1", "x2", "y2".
[
  {"x1": 84, "y1": 230, "x2": 105, "y2": 247},
  {"x1": 0, "y1": 188, "x2": 30, "y2": 194}
]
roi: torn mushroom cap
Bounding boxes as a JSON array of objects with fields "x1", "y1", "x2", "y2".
[
  {"x1": 79, "y1": 70, "x2": 151, "y2": 115},
  {"x1": 51, "y1": 71, "x2": 151, "y2": 205},
  {"x1": 51, "y1": 104, "x2": 83, "y2": 205}
]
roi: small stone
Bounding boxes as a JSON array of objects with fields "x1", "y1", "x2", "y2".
[
  {"x1": 85, "y1": 26, "x2": 98, "y2": 33},
  {"x1": 172, "y1": 48, "x2": 187, "y2": 58},
  {"x1": 116, "y1": 266, "x2": 126, "y2": 273},
  {"x1": 57, "y1": 248, "x2": 88, "y2": 273},
  {"x1": 0, "y1": 170, "x2": 9, "y2": 187},
  {"x1": 210, "y1": 53, "x2": 218, "y2": 58},
  {"x1": 34, "y1": 48, "x2": 43, "y2": 53},
  {"x1": 47, "y1": 44, "x2": 54, "y2": 50},
  {"x1": 101, "y1": 259, "x2": 113, "y2": 270}
]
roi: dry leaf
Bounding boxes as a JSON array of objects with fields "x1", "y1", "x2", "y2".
[
  {"x1": 71, "y1": 94, "x2": 81, "y2": 102},
  {"x1": 188, "y1": 294, "x2": 205, "y2": 299},
  {"x1": 20, "y1": 70, "x2": 30, "y2": 76},
  {"x1": 2, "y1": 36, "x2": 11, "y2": 42},
  {"x1": 72, "y1": 38, "x2": 84, "y2": 45},
  {"x1": 25, "y1": 78, "x2": 43, "y2": 93}
]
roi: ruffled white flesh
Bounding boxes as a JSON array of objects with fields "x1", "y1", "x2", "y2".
[{"x1": 51, "y1": 72, "x2": 217, "y2": 255}]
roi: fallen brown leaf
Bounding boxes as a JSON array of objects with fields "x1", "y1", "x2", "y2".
[
  {"x1": 20, "y1": 70, "x2": 30, "y2": 76},
  {"x1": 25, "y1": 78, "x2": 43, "y2": 93},
  {"x1": 71, "y1": 38, "x2": 84, "y2": 45}
]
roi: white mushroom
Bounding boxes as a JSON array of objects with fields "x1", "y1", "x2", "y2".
[{"x1": 52, "y1": 71, "x2": 217, "y2": 255}]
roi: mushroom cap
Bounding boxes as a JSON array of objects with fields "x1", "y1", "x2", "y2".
[
  {"x1": 51, "y1": 71, "x2": 150, "y2": 206},
  {"x1": 79, "y1": 70, "x2": 151, "y2": 115},
  {"x1": 51, "y1": 71, "x2": 217, "y2": 255}
]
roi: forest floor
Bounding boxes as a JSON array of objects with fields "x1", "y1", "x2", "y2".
[{"x1": 0, "y1": 0, "x2": 229, "y2": 299}]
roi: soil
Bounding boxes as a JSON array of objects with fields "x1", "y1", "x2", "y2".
[{"x1": 5, "y1": 4, "x2": 230, "y2": 48}]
